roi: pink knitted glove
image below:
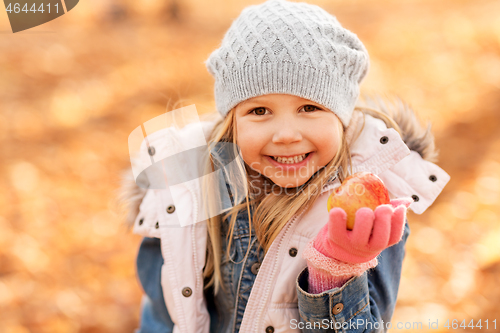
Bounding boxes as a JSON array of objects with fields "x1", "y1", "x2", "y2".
[{"x1": 303, "y1": 198, "x2": 412, "y2": 294}]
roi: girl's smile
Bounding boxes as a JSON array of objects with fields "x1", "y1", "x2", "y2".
[
  {"x1": 234, "y1": 94, "x2": 343, "y2": 188},
  {"x1": 265, "y1": 151, "x2": 314, "y2": 170}
]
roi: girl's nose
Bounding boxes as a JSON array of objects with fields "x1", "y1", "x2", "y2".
[{"x1": 272, "y1": 123, "x2": 302, "y2": 144}]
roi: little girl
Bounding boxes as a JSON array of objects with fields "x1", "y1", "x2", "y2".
[{"x1": 123, "y1": 0, "x2": 450, "y2": 332}]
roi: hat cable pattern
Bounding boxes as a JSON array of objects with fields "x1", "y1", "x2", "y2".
[{"x1": 205, "y1": 0, "x2": 370, "y2": 126}]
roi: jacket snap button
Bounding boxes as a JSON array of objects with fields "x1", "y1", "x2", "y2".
[
  {"x1": 138, "y1": 218, "x2": 144, "y2": 226},
  {"x1": 289, "y1": 247, "x2": 298, "y2": 257},
  {"x1": 265, "y1": 326, "x2": 274, "y2": 333},
  {"x1": 182, "y1": 287, "x2": 192, "y2": 297},
  {"x1": 166, "y1": 205, "x2": 175, "y2": 214},
  {"x1": 412, "y1": 194, "x2": 420, "y2": 202},
  {"x1": 155, "y1": 221, "x2": 159, "y2": 229},
  {"x1": 429, "y1": 175, "x2": 437, "y2": 182},
  {"x1": 148, "y1": 146, "x2": 156, "y2": 156},
  {"x1": 251, "y1": 262, "x2": 261, "y2": 275},
  {"x1": 380, "y1": 136, "x2": 389, "y2": 144},
  {"x1": 332, "y1": 302, "x2": 344, "y2": 315}
]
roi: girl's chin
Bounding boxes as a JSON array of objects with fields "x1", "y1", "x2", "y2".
[{"x1": 268, "y1": 176, "x2": 309, "y2": 188}]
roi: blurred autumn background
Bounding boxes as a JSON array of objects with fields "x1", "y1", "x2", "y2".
[{"x1": 1, "y1": 0, "x2": 500, "y2": 332}]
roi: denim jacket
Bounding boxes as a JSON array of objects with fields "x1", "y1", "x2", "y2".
[
  {"x1": 136, "y1": 207, "x2": 411, "y2": 333},
  {"x1": 129, "y1": 111, "x2": 449, "y2": 332}
]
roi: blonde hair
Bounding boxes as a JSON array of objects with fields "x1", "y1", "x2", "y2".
[
  {"x1": 117, "y1": 96, "x2": 429, "y2": 296},
  {"x1": 201, "y1": 107, "x2": 351, "y2": 295}
]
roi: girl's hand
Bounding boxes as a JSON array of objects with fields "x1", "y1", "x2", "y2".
[{"x1": 313, "y1": 198, "x2": 413, "y2": 264}]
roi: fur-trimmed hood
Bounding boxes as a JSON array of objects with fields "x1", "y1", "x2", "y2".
[
  {"x1": 118, "y1": 96, "x2": 440, "y2": 228},
  {"x1": 358, "y1": 96, "x2": 439, "y2": 163}
]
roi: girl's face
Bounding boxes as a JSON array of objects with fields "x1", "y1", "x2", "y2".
[{"x1": 235, "y1": 94, "x2": 342, "y2": 188}]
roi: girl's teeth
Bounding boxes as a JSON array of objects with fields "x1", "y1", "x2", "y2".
[{"x1": 272, "y1": 154, "x2": 307, "y2": 164}]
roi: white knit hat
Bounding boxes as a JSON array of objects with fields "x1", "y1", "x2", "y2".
[{"x1": 205, "y1": 0, "x2": 369, "y2": 126}]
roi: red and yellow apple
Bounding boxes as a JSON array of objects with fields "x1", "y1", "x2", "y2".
[{"x1": 327, "y1": 172, "x2": 390, "y2": 230}]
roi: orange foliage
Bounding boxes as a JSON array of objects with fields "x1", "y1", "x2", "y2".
[{"x1": 0, "y1": 0, "x2": 499, "y2": 331}]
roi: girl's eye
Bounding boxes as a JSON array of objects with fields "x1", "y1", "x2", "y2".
[
  {"x1": 302, "y1": 105, "x2": 319, "y2": 112},
  {"x1": 249, "y1": 105, "x2": 319, "y2": 115},
  {"x1": 250, "y1": 107, "x2": 268, "y2": 116}
]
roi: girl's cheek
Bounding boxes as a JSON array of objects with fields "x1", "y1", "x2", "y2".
[{"x1": 239, "y1": 145, "x2": 260, "y2": 169}]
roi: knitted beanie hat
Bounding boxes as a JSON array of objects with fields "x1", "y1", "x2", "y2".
[{"x1": 205, "y1": 0, "x2": 369, "y2": 127}]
